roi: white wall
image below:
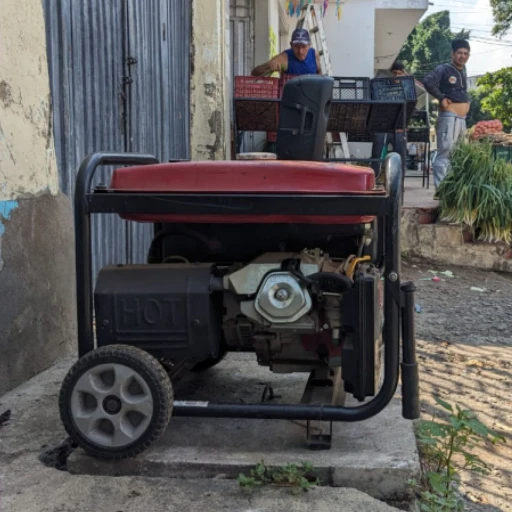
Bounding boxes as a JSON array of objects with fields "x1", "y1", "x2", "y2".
[
  {"x1": 254, "y1": 0, "x2": 270, "y2": 66},
  {"x1": 280, "y1": 0, "x2": 426, "y2": 77},
  {"x1": 278, "y1": 0, "x2": 290, "y2": 51},
  {"x1": 225, "y1": 0, "x2": 232, "y2": 159},
  {"x1": 0, "y1": 1, "x2": 59, "y2": 200},
  {"x1": 375, "y1": 0, "x2": 428, "y2": 9},
  {"x1": 268, "y1": 0, "x2": 280, "y2": 60},
  {"x1": 322, "y1": 0, "x2": 376, "y2": 77},
  {"x1": 254, "y1": 0, "x2": 282, "y2": 63},
  {"x1": 250, "y1": 0, "x2": 281, "y2": 152},
  {"x1": 282, "y1": 0, "x2": 376, "y2": 77},
  {"x1": 374, "y1": 8, "x2": 425, "y2": 71}
]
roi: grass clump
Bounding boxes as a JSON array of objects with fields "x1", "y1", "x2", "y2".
[{"x1": 237, "y1": 460, "x2": 320, "y2": 495}]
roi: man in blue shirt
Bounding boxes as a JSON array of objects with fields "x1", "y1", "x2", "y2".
[{"x1": 251, "y1": 28, "x2": 322, "y2": 76}]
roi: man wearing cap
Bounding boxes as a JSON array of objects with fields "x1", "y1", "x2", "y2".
[
  {"x1": 251, "y1": 28, "x2": 322, "y2": 76},
  {"x1": 422, "y1": 39, "x2": 471, "y2": 188}
]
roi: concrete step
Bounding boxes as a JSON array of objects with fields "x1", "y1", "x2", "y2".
[
  {"x1": 67, "y1": 354, "x2": 420, "y2": 502},
  {"x1": 4, "y1": 454, "x2": 404, "y2": 512}
]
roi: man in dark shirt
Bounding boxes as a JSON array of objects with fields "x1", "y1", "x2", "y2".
[{"x1": 422, "y1": 39, "x2": 471, "y2": 188}]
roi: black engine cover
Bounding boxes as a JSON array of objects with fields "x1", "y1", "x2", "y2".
[{"x1": 94, "y1": 264, "x2": 221, "y2": 361}]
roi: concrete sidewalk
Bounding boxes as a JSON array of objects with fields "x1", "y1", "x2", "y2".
[
  {"x1": 68, "y1": 354, "x2": 419, "y2": 501},
  {"x1": 3, "y1": 456, "x2": 402, "y2": 512},
  {"x1": 0, "y1": 355, "x2": 417, "y2": 511},
  {"x1": 403, "y1": 175, "x2": 437, "y2": 210}
]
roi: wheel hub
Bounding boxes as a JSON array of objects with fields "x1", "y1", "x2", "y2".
[
  {"x1": 69, "y1": 362, "x2": 156, "y2": 448},
  {"x1": 103, "y1": 395, "x2": 122, "y2": 415},
  {"x1": 62, "y1": 346, "x2": 173, "y2": 459}
]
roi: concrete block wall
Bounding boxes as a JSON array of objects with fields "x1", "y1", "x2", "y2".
[
  {"x1": 0, "y1": 1, "x2": 75, "y2": 395},
  {"x1": 401, "y1": 209, "x2": 512, "y2": 273}
]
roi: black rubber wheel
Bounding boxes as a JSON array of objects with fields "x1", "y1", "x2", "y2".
[{"x1": 59, "y1": 344, "x2": 173, "y2": 460}]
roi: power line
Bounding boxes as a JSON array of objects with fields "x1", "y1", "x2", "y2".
[
  {"x1": 430, "y1": 0, "x2": 485, "y2": 6},
  {"x1": 453, "y1": 23, "x2": 495, "y2": 28},
  {"x1": 453, "y1": 26, "x2": 504, "y2": 34},
  {"x1": 428, "y1": 7, "x2": 490, "y2": 13},
  {"x1": 375, "y1": 42, "x2": 510, "y2": 64},
  {"x1": 404, "y1": 48, "x2": 508, "y2": 71},
  {"x1": 470, "y1": 37, "x2": 512, "y2": 46}
]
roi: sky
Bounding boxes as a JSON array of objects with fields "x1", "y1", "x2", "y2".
[{"x1": 424, "y1": 0, "x2": 512, "y2": 76}]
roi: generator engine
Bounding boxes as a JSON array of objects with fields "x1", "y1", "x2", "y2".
[{"x1": 94, "y1": 249, "x2": 382, "y2": 400}]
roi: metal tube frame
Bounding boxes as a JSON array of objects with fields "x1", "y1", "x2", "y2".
[{"x1": 75, "y1": 150, "x2": 414, "y2": 422}]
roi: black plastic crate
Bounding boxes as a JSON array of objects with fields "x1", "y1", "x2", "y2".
[
  {"x1": 408, "y1": 109, "x2": 429, "y2": 129},
  {"x1": 328, "y1": 102, "x2": 370, "y2": 133},
  {"x1": 234, "y1": 99, "x2": 279, "y2": 131},
  {"x1": 332, "y1": 77, "x2": 370, "y2": 100},
  {"x1": 370, "y1": 76, "x2": 417, "y2": 102},
  {"x1": 406, "y1": 109, "x2": 430, "y2": 142},
  {"x1": 493, "y1": 145, "x2": 512, "y2": 162},
  {"x1": 407, "y1": 129, "x2": 430, "y2": 143},
  {"x1": 366, "y1": 103, "x2": 411, "y2": 132},
  {"x1": 368, "y1": 76, "x2": 417, "y2": 130},
  {"x1": 347, "y1": 133, "x2": 373, "y2": 143}
]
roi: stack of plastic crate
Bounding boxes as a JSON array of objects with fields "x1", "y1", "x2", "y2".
[
  {"x1": 234, "y1": 77, "x2": 280, "y2": 141},
  {"x1": 367, "y1": 76, "x2": 417, "y2": 132},
  {"x1": 328, "y1": 77, "x2": 371, "y2": 134}
]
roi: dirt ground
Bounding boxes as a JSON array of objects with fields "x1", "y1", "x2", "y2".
[{"x1": 402, "y1": 259, "x2": 512, "y2": 512}]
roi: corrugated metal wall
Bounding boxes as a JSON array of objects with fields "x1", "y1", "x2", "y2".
[
  {"x1": 43, "y1": 0, "x2": 190, "y2": 278},
  {"x1": 125, "y1": 0, "x2": 190, "y2": 264},
  {"x1": 44, "y1": 0, "x2": 128, "y2": 279}
]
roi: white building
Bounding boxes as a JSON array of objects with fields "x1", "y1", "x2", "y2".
[
  {"x1": 229, "y1": 0, "x2": 429, "y2": 153},
  {"x1": 467, "y1": 75, "x2": 484, "y2": 90},
  {"x1": 230, "y1": 0, "x2": 429, "y2": 81}
]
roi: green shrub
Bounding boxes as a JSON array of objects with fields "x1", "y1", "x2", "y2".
[
  {"x1": 436, "y1": 141, "x2": 512, "y2": 243},
  {"x1": 411, "y1": 397, "x2": 506, "y2": 511}
]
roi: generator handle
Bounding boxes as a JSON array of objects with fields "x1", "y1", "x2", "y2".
[{"x1": 75, "y1": 152, "x2": 159, "y2": 357}]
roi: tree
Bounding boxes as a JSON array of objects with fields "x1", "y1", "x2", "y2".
[
  {"x1": 477, "y1": 67, "x2": 512, "y2": 131},
  {"x1": 490, "y1": 0, "x2": 512, "y2": 37},
  {"x1": 397, "y1": 11, "x2": 470, "y2": 80},
  {"x1": 466, "y1": 88, "x2": 493, "y2": 128}
]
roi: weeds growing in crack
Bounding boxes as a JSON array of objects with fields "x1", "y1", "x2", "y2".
[
  {"x1": 238, "y1": 460, "x2": 320, "y2": 495},
  {"x1": 410, "y1": 397, "x2": 506, "y2": 511}
]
